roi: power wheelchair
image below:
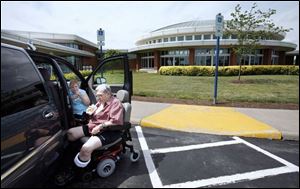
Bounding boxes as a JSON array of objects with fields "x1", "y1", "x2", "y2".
[{"x1": 54, "y1": 90, "x2": 140, "y2": 186}]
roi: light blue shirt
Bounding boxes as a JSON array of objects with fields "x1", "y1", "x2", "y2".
[{"x1": 69, "y1": 89, "x2": 88, "y2": 115}]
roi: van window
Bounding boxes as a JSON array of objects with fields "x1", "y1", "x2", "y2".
[
  {"x1": 1, "y1": 47, "x2": 49, "y2": 117},
  {"x1": 95, "y1": 58, "x2": 124, "y2": 86}
]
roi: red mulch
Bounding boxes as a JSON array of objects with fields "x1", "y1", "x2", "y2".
[{"x1": 132, "y1": 96, "x2": 299, "y2": 110}]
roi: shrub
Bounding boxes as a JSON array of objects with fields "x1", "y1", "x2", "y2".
[
  {"x1": 63, "y1": 70, "x2": 92, "y2": 80},
  {"x1": 64, "y1": 72, "x2": 77, "y2": 80},
  {"x1": 80, "y1": 70, "x2": 92, "y2": 78},
  {"x1": 159, "y1": 65, "x2": 299, "y2": 76}
]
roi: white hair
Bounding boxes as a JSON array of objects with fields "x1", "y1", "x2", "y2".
[{"x1": 95, "y1": 84, "x2": 112, "y2": 95}]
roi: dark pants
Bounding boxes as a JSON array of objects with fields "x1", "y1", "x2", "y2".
[{"x1": 82, "y1": 125, "x2": 121, "y2": 146}]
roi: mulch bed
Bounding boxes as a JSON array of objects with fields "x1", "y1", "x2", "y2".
[{"x1": 132, "y1": 96, "x2": 299, "y2": 110}]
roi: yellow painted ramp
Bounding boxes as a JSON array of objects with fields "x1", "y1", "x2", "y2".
[{"x1": 140, "y1": 105, "x2": 281, "y2": 140}]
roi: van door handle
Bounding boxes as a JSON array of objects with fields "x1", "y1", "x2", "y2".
[{"x1": 44, "y1": 112, "x2": 54, "y2": 119}]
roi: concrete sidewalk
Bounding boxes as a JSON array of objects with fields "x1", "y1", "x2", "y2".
[{"x1": 131, "y1": 100, "x2": 299, "y2": 141}]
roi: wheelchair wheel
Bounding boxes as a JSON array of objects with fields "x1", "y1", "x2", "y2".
[
  {"x1": 130, "y1": 150, "x2": 140, "y2": 162},
  {"x1": 96, "y1": 158, "x2": 116, "y2": 178}
]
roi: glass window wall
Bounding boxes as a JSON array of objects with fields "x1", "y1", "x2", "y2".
[
  {"x1": 177, "y1": 36, "x2": 184, "y2": 41},
  {"x1": 140, "y1": 52, "x2": 154, "y2": 68},
  {"x1": 160, "y1": 50, "x2": 189, "y2": 66},
  {"x1": 271, "y1": 50, "x2": 279, "y2": 65},
  {"x1": 194, "y1": 35, "x2": 202, "y2": 40},
  {"x1": 186, "y1": 36, "x2": 193, "y2": 40},
  {"x1": 195, "y1": 48, "x2": 230, "y2": 66},
  {"x1": 240, "y1": 54, "x2": 263, "y2": 65},
  {"x1": 203, "y1": 34, "x2": 211, "y2": 40}
]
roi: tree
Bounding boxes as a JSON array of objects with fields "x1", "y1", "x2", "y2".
[
  {"x1": 224, "y1": 3, "x2": 292, "y2": 81},
  {"x1": 103, "y1": 49, "x2": 123, "y2": 74},
  {"x1": 104, "y1": 49, "x2": 122, "y2": 59}
]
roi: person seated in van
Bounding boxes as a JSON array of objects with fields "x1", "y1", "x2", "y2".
[
  {"x1": 67, "y1": 84, "x2": 124, "y2": 169},
  {"x1": 69, "y1": 79, "x2": 90, "y2": 120}
]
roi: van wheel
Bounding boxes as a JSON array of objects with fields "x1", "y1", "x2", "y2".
[
  {"x1": 54, "y1": 169, "x2": 74, "y2": 186},
  {"x1": 81, "y1": 171, "x2": 93, "y2": 182},
  {"x1": 96, "y1": 159, "x2": 116, "y2": 177}
]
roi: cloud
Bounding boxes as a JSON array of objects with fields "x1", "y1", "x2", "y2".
[{"x1": 1, "y1": 1, "x2": 299, "y2": 49}]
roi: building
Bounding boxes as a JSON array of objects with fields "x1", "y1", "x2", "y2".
[
  {"x1": 129, "y1": 20, "x2": 298, "y2": 72},
  {"x1": 1, "y1": 29, "x2": 99, "y2": 70}
]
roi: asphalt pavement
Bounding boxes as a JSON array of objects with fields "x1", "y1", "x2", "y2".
[
  {"x1": 131, "y1": 100, "x2": 299, "y2": 141},
  {"x1": 59, "y1": 126, "x2": 299, "y2": 188}
]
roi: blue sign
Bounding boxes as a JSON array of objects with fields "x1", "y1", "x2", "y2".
[
  {"x1": 98, "y1": 30, "x2": 104, "y2": 36},
  {"x1": 97, "y1": 28, "x2": 105, "y2": 44},
  {"x1": 215, "y1": 14, "x2": 224, "y2": 37},
  {"x1": 218, "y1": 17, "x2": 222, "y2": 23}
]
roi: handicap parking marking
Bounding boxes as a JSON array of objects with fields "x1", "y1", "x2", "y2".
[
  {"x1": 162, "y1": 166, "x2": 295, "y2": 188},
  {"x1": 150, "y1": 139, "x2": 241, "y2": 154},
  {"x1": 135, "y1": 126, "x2": 299, "y2": 188},
  {"x1": 135, "y1": 125, "x2": 163, "y2": 188},
  {"x1": 233, "y1": 136, "x2": 299, "y2": 171}
]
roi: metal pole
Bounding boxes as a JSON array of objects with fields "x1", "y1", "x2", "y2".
[
  {"x1": 100, "y1": 44, "x2": 103, "y2": 61},
  {"x1": 213, "y1": 36, "x2": 220, "y2": 104}
]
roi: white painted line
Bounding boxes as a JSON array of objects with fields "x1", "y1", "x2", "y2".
[
  {"x1": 135, "y1": 126, "x2": 163, "y2": 188},
  {"x1": 150, "y1": 140, "x2": 241, "y2": 154},
  {"x1": 162, "y1": 166, "x2": 297, "y2": 188},
  {"x1": 233, "y1": 136, "x2": 299, "y2": 172},
  {"x1": 134, "y1": 127, "x2": 298, "y2": 188}
]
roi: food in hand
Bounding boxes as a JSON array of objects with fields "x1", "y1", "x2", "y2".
[{"x1": 86, "y1": 104, "x2": 97, "y2": 115}]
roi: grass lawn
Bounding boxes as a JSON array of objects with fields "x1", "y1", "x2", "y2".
[{"x1": 132, "y1": 72, "x2": 299, "y2": 104}]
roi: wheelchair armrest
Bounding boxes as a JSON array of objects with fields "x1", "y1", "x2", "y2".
[
  {"x1": 74, "y1": 113, "x2": 90, "y2": 125},
  {"x1": 123, "y1": 122, "x2": 131, "y2": 130},
  {"x1": 102, "y1": 122, "x2": 131, "y2": 131},
  {"x1": 102, "y1": 125, "x2": 124, "y2": 131}
]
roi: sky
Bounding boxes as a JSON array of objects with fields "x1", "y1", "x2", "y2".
[{"x1": 1, "y1": 1, "x2": 299, "y2": 50}]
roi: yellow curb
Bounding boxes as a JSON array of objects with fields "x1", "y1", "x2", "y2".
[{"x1": 140, "y1": 105, "x2": 282, "y2": 140}]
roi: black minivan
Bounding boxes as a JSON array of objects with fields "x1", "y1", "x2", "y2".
[{"x1": 1, "y1": 43, "x2": 132, "y2": 187}]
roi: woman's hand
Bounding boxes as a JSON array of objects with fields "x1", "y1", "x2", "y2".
[
  {"x1": 86, "y1": 104, "x2": 97, "y2": 115},
  {"x1": 91, "y1": 125, "x2": 101, "y2": 135}
]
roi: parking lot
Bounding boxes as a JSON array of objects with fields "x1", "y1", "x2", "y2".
[{"x1": 61, "y1": 125, "x2": 299, "y2": 188}]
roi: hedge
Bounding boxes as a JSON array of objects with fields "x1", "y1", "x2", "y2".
[
  {"x1": 159, "y1": 65, "x2": 299, "y2": 76},
  {"x1": 63, "y1": 70, "x2": 92, "y2": 80}
]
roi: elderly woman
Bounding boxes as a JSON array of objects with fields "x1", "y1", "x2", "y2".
[{"x1": 67, "y1": 84, "x2": 124, "y2": 168}]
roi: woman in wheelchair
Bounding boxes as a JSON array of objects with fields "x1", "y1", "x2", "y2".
[
  {"x1": 67, "y1": 84, "x2": 124, "y2": 168},
  {"x1": 54, "y1": 84, "x2": 140, "y2": 185}
]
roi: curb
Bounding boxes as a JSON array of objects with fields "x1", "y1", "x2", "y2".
[
  {"x1": 137, "y1": 104, "x2": 283, "y2": 140},
  {"x1": 132, "y1": 118, "x2": 300, "y2": 141},
  {"x1": 281, "y1": 132, "x2": 299, "y2": 141}
]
